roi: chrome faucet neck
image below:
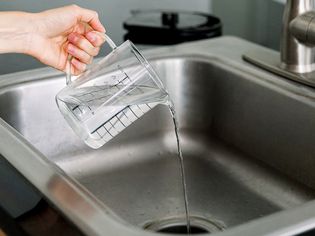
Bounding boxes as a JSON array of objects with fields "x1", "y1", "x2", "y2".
[
  {"x1": 280, "y1": 0, "x2": 315, "y2": 73},
  {"x1": 287, "y1": 0, "x2": 313, "y2": 11},
  {"x1": 243, "y1": 0, "x2": 315, "y2": 87}
]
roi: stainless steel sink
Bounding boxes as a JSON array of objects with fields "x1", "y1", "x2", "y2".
[{"x1": 2, "y1": 37, "x2": 315, "y2": 235}]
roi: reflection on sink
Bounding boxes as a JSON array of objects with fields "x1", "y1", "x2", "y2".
[{"x1": 1, "y1": 56, "x2": 315, "y2": 233}]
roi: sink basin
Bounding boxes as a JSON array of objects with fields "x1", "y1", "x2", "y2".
[{"x1": 1, "y1": 37, "x2": 315, "y2": 235}]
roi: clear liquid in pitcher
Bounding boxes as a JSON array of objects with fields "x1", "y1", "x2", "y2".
[{"x1": 56, "y1": 84, "x2": 169, "y2": 148}]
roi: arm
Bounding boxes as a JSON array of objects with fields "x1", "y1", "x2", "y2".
[
  {"x1": 0, "y1": 5, "x2": 106, "y2": 75},
  {"x1": 0, "y1": 11, "x2": 34, "y2": 54}
]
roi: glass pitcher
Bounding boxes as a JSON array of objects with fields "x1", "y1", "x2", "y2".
[{"x1": 56, "y1": 35, "x2": 168, "y2": 149}]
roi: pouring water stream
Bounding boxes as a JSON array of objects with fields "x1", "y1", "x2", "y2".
[{"x1": 65, "y1": 35, "x2": 191, "y2": 234}]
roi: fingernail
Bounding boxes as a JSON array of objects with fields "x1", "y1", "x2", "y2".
[
  {"x1": 68, "y1": 44, "x2": 74, "y2": 53},
  {"x1": 86, "y1": 32, "x2": 96, "y2": 42}
]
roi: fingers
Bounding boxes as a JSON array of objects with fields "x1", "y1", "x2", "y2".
[
  {"x1": 85, "y1": 31, "x2": 106, "y2": 47},
  {"x1": 71, "y1": 58, "x2": 86, "y2": 76},
  {"x1": 68, "y1": 32, "x2": 99, "y2": 56},
  {"x1": 66, "y1": 5, "x2": 106, "y2": 76},
  {"x1": 72, "y1": 5, "x2": 106, "y2": 33},
  {"x1": 67, "y1": 43, "x2": 92, "y2": 64},
  {"x1": 67, "y1": 30, "x2": 105, "y2": 75}
]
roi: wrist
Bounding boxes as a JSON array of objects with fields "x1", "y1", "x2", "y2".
[{"x1": 0, "y1": 12, "x2": 37, "y2": 54}]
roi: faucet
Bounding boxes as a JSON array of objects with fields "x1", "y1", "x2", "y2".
[
  {"x1": 281, "y1": 0, "x2": 315, "y2": 73},
  {"x1": 243, "y1": 0, "x2": 315, "y2": 87}
]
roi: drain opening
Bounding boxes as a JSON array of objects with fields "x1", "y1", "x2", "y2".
[
  {"x1": 157, "y1": 224, "x2": 208, "y2": 234},
  {"x1": 143, "y1": 215, "x2": 225, "y2": 235}
]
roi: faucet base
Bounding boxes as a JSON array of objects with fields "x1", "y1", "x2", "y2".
[{"x1": 243, "y1": 48, "x2": 315, "y2": 88}]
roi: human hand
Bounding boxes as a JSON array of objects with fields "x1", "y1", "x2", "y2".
[
  {"x1": 28, "y1": 5, "x2": 106, "y2": 75},
  {"x1": 0, "y1": 5, "x2": 102, "y2": 76}
]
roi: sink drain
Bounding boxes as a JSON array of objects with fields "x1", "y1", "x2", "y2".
[
  {"x1": 143, "y1": 215, "x2": 225, "y2": 234},
  {"x1": 157, "y1": 224, "x2": 209, "y2": 234}
]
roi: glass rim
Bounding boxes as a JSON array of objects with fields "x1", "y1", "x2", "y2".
[{"x1": 125, "y1": 40, "x2": 165, "y2": 90}]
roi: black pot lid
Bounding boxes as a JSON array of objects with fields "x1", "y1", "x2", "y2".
[
  {"x1": 124, "y1": 10, "x2": 221, "y2": 38},
  {"x1": 125, "y1": 10, "x2": 213, "y2": 28}
]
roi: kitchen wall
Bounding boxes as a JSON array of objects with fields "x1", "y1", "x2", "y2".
[
  {"x1": 212, "y1": 0, "x2": 284, "y2": 50},
  {"x1": 0, "y1": 0, "x2": 212, "y2": 74},
  {"x1": 0, "y1": 1, "x2": 285, "y2": 75}
]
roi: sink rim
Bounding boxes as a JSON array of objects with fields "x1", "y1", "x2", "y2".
[{"x1": 1, "y1": 36, "x2": 315, "y2": 236}]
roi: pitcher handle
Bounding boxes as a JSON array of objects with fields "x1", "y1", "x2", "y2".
[{"x1": 66, "y1": 34, "x2": 117, "y2": 85}]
